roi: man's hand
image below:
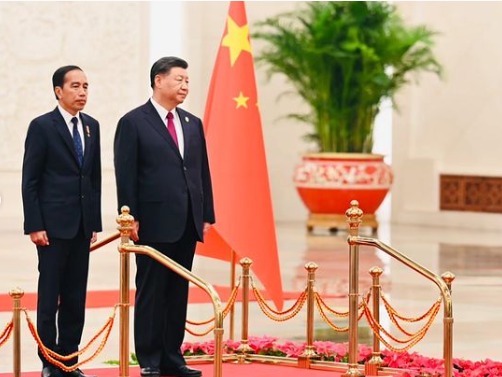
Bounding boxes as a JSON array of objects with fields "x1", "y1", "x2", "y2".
[
  {"x1": 131, "y1": 221, "x2": 140, "y2": 242},
  {"x1": 30, "y1": 231, "x2": 49, "y2": 246},
  {"x1": 90, "y1": 232, "x2": 98, "y2": 244},
  {"x1": 203, "y1": 222, "x2": 212, "y2": 235}
]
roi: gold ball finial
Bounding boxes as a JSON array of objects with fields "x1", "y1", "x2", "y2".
[
  {"x1": 369, "y1": 266, "x2": 383, "y2": 277},
  {"x1": 346, "y1": 200, "x2": 363, "y2": 232},
  {"x1": 239, "y1": 257, "x2": 253, "y2": 267},
  {"x1": 304, "y1": 262, "x2": 319, "y2": 272},
  {"x1": 116, "y1": 205, "x2": 135, "y2": 240},
  {"x1": 9, "y1": 287, "x2": 24, "y2": 299},
  {"x1": 441, "y1": 271, "x2": 456, "y2": 284},
  {"x1": 117, "y1": 205, "x2": 133, "y2": 222}
]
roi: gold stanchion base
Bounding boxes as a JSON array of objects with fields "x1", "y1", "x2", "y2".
[
  {"x1": 340, "y1": 362, "x2": 365, "y2": 377},
  {"x1": 364, "y1": 362, "x2": 379, "y2": 376},
  {"x1": 297, "y1": 356, "x2": 311, "y2": 369},
  {"x1": 341, "y1": 369, "x2": 365, "y2": 377},
  {"x1": 364, "y1": 354, "x2": 383, "y2": 376},
  {"x1": 306, "y1": 213, "x2": 378, "y2": 234},
  {"x1": 232, "y1": 353, "x2": 251, "y2": 364},
  {"x1": 297, "y1": 352, "x2": 320, "y2": 369}
]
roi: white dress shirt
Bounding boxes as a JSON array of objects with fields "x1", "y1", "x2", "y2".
[
  {"x1": 58, "y1": 105, "x2": 85, "y2": 153},
  {"x1": 150, "y1": 98, "x2": 185, "y2": 158}
]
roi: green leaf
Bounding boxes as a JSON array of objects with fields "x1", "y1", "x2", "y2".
[{"x1": 252, "y1": 1, "x2": 442, "y2": 153}]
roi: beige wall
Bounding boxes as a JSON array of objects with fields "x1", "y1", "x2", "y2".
[
  {"x1": 393, "y1": 2, "x2": 502, "y2": 229},
  {"x1": 184, "y1": 1, "x2": 502, "y2": 227},
  {"x1": 0, "y1": 2, "x2": 150, "y2": 232},
  {"x1": 2, "y1": 2, "x2": 502, "y2": 232}
]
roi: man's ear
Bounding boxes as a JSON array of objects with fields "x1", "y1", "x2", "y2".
[
  {"x1": 54, "y1": 86, "x2": 62, "y2": 100},
  {"x1": 154, "y1": 74, "x2": 163, "y2": 89}
]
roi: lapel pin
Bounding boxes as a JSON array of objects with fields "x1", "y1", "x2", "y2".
[
  {"x1": 85, "y1": 125, "x2": 91, "y2": 137},
  {"x1": 185, "y1": 116, "x2": 189, "y2": 122}
]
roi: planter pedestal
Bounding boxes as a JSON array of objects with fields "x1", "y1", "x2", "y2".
[
  {"x1": 294, "y1": 153, "x2": 393, "y2": 233},
  {"x1": 306, "y1": 213, "x2": 378, "y2": 234}
]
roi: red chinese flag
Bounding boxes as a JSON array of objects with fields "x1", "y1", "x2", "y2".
[{"x1": 196, "y1": 1, "x2": 284, "y2": 310}]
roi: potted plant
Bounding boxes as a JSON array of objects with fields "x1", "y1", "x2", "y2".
[{"x1": 252, "y1": 1, "x2": 442, "y2": 232}]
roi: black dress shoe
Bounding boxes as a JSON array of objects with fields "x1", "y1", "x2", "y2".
[
  {"x1": 160, "y1": 365, "x2": 202, "y2": 377},
  {"x1": 140, "y1": 367, "x2": 161, "y2": 377},
  {"x1": 64, "y1": 369, "x2": 96, "y2": 377},
  {"x1": 41, "y1": 366, "x2": 62, "y2": 377}
]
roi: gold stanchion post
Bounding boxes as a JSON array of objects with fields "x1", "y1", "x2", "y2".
[
  {"x1": 298, "y1": 262, "x2": 319, "y2": 368},
  {"x1": 441, "y1": 271, "x2": 455, "y2": 377},
  {"x1": 236, "y1": 257, "x2": 253, "y2": 362},
  {"x1": 117, "y1": 206, "x2": 134, "y2": 377},
  {"x1": 229, "y1": 250, "x2": 236, "y2": 340},
  {"x1": 365, "y1": 266, "x2": 383, "y2": 375},
  {"x1": 213, "y1": 313, "x2": 224, "y2": 377},
  {"x1": 343, "y1": 200, "x2": 364, "y2": 377},
  {"x1": 9, "y1": 287, "x2": 24, "y2": 377}
]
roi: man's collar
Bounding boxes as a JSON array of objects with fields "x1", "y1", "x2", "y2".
[
  {"x1": 150, "y1": 97, "x2": 176, "y2": 119},
  {"x1": 57, "y1": 105, "x2": 80, "y2": 124}
]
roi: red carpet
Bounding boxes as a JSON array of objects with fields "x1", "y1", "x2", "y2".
[
  {"x1": 0, "y1": 290, "x2": 357, "y2": 376},
  {"x1": 0, "y1": 363, "x2": 353, "y2": 377},
  {"x1": 0, "y1": 287, "x2": 343, "y2": 312}
]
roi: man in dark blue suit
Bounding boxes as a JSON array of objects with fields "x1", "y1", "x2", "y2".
[
  {"x1": 22, "y1": 65, "x2": 102, "y2": 377},
  {"x1": 114, "y1": 56, "x2": 215, "y2": 377}
]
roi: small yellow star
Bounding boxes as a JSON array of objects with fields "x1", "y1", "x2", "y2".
[
  {"x1": 233, "y1": 92, "x2": 249, "y2": 109},
  {"x1": 221, "y1": 16, "x2": 252, "y2": 66}
]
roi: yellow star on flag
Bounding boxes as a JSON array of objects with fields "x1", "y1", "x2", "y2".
[
  {"x1": 221, "y1": 16, "x2": 252, "y2": 66},
  {"x1": 233, "y1": 91, "x2": 249, "y2": 109}
]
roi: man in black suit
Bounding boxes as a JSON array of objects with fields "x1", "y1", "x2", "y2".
[
  {"x1": 22, "y1": 65, "x2": 102, "y2": 377},
  {"x1": 114, "y1": 56, "x2": 215, "y2": 377}
]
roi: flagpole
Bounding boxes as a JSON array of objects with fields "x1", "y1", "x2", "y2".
[{"x1": 229, "y1": 249, "x2": 236, "y2": 340}]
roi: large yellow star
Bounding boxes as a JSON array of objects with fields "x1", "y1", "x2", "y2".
[
  {"x1": 233, "y1": 91, "x2": 249, "y2": 109},
  {"x1": 221, "y1": 16, "x2": 252, "y2": 66}
]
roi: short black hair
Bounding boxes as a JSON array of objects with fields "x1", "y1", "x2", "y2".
[
  {"x1": 52, "y1": 65, "x2": 82, "y2": 100},
  {"x1": 150, "y1": 56, "x2": 188, "y2": 88}
]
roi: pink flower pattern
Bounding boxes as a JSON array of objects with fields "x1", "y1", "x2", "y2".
[{"x1": 181, "y1": 337, "x2": 502, "y2": 376}]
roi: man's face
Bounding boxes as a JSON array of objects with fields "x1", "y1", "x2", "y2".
[
  {"x1": 156, "y1": 67, "x2": 189, "y2": 106},
  {"x1": 55, "y1": 69, "x2": 88, "y2": 115}
]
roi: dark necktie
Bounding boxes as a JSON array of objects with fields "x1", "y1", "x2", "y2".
[
  {"x1": 71, "y1": 117, "x2": 84, "y2": 167},
  {"x1": 167, "y1": 112, "x2": 179, "y2": 147}
]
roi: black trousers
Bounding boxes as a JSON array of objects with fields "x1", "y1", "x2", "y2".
[
  {"x1": 36, "y1": 228, "x2": 90, "y2": 367},
  {"x1": 134, "y1": 217, "x2": 198, "y2": 369}
]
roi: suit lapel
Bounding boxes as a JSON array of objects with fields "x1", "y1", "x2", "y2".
[
  {"x1": 143, "y1": 101, "x2": 182, "y2": 158},
  {"x1": 52, "y1": 108, "x2": 81, "y2": 167},
  {"x1": 81, "y1": 113, "x2": 93, "y2": 170},
  {"x1": 177, "y1": 108, "x2": 191, "y2": 159}
]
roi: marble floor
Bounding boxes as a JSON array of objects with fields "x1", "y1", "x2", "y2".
[{"x1": 1, "y1": 215, "x2": 502, "y2": 373}]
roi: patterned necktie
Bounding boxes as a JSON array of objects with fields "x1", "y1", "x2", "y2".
[
  {"x1": 167, "y1": 112, "x2": 179, "y2": 147},
  {"x1": 71, "y1": 117, "x2": 84, "y2": 167}
]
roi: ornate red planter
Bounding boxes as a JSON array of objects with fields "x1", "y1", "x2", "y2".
[{"x1": 293, "y1": 153, "x2": 393, "y2": 231}]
